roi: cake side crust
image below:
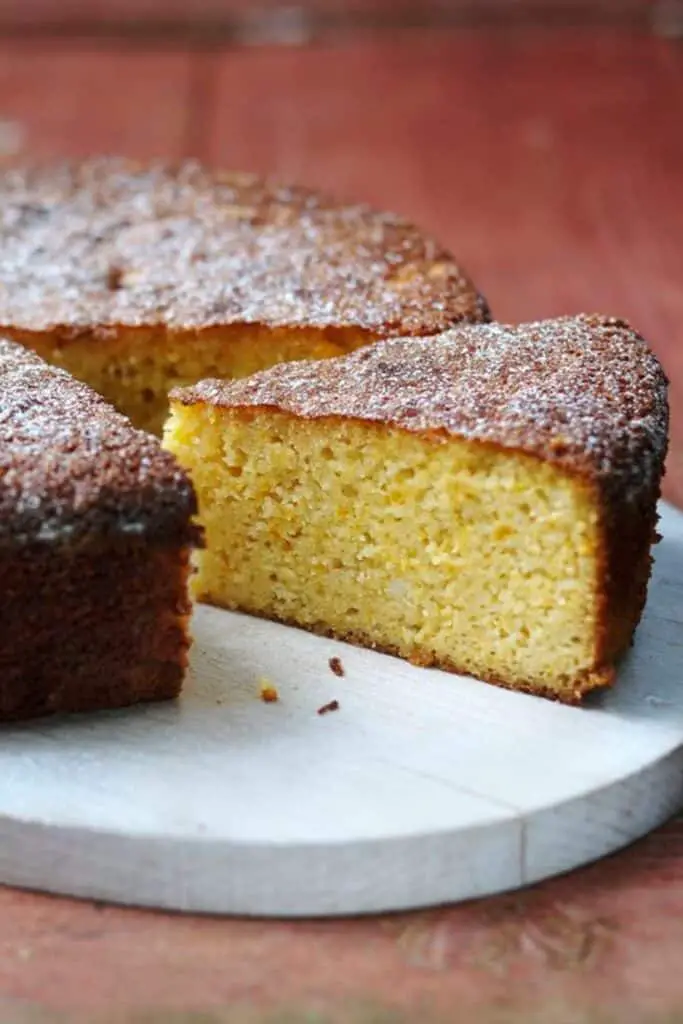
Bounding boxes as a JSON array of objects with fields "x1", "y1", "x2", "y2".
[{"x1": 0, "y1": 538, "x2": 195, "y2": 720}]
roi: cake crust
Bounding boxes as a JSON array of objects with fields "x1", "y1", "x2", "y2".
[
  {"x1": 0, "y1": 339, "x2": 198, "y2": 546},
  {"x1": 174, "y1": 314, "x2": 668, "y2": 508},
  {"x1": 0, "y1": 338, "x2": 201, "y2": 720},
  {"x1": 0, "y1": 159, "x2": 488, "y2": 338}
]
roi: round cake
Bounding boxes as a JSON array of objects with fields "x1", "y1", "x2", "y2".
[{"x1": 0, "y1": 159, "x2": 489, "y2": 433}]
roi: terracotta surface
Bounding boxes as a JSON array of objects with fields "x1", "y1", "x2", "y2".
[
  {"x1": 2, "y1": 822, "x2": 683, "y2": 1021},
  {"x1": 0, "y1": 27, "x2": 682, "y2": 1022},
  {"x1": 209, "y1": 31, "x2": 683, "y2": 505},
  {"x1": 0, "y1": 43, "x2": 193, "y2": 159},
  {"x1": 0, "y1": 0, "x2": 654, "y2": 30}
]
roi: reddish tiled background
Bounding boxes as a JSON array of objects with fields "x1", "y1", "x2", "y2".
[
  {"x1": 0, "y1": 7, "x2": 682, "y2": 1021},
  {"x1": 2, "y1": 22, "x2": 682, "y2": 501}
]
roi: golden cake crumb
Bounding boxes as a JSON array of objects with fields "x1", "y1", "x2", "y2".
[{"x1": 259, "y1": 679, "x2": 279, "y2": 703}]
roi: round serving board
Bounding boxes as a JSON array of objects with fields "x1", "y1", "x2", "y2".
[{"x1": 2, "y1": 505, "x2": 683, "y2": 918}]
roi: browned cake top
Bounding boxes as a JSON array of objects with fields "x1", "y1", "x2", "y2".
[
  {"x1": 0, "y1": 339, "x2": 198, "y2": 547},
  {"x1": 0, "y1": 159, "x2": 488, "y2": 337},
  {"x1": 175, "y1": 314, "x2": 669, "y2": 502}
]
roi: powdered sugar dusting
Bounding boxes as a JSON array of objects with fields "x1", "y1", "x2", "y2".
[
  {"x1": 0, "y1": 339, "x2": 197, "y2": 546},
  {"x1": 178, "y1": 314, "x2": 668, "y2": 503},
  {"x1": 0, "y1": 160, "x2": 487, "y2": 336}
]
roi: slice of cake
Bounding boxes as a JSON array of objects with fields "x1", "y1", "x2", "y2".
[
  {"x1": 164, "y1": 315, "x2": 668, "y2": 704},
  {"x1": 0, "y1": 160, "x2": 489, "y2": 435},
  {"x1": 0, "y1": 339, "x2": 201, "y2": 721}
]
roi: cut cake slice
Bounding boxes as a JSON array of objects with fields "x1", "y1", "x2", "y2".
[{"x1": 164, "y1": 315, "x2": 668, "y2": 703}]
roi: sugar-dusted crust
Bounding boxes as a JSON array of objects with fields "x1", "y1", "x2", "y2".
[
  {"x1": 0, "y1": 159, "x2": 489, "y2": 338},
  {"x1": 0, "y1": 339, "x2": 198, "y2": 546},
  {"x1": 175, "y1": 314, "x2": 668, "y2": 511},
  {"x1": 0, "y1": 339, "x2": 201, "y2": 719}
]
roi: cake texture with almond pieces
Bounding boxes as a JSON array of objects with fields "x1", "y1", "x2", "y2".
[
  {"x1": 0, "y1": 339, "x2": 201, "y2": 721},
  {"x1": 164, "y1": 314, "x2": 668, "y2": 704},
  {"x1": 0, "y1": 159, "x2": 489, "y2": 435}
]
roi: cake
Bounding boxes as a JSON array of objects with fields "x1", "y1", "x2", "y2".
[
  {"x1": 164, "y1": 314, "x2": 668, "y2": 704},
  {"x1": 0, "y1": 339, "x2": 200, "y2": 721},
  {"x1": 0, "y1": 159, "x2": 489, "y2": 435}
]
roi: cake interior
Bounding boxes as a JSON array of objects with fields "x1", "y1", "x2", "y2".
[
  {"x1": 7, "y1": 325, "x2": 375, "y2": 435},
  {"x1": 164, "y1": 404, "x2": 605, "y2": 700}
]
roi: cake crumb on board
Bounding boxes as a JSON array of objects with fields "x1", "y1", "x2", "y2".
[
  {"x1": 318, "y1": 699, "x2": 340, "y2": 715},
  {"x1": 328, "y1": 656, "x2": 345, "y2": 677},
  {"x1": 259, "y1": 679, "x2": 279, "y2": 703}
]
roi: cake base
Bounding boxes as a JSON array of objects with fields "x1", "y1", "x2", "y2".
[{"x1": 0, "y1": 504, "x2": 682, "y2": 918}]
